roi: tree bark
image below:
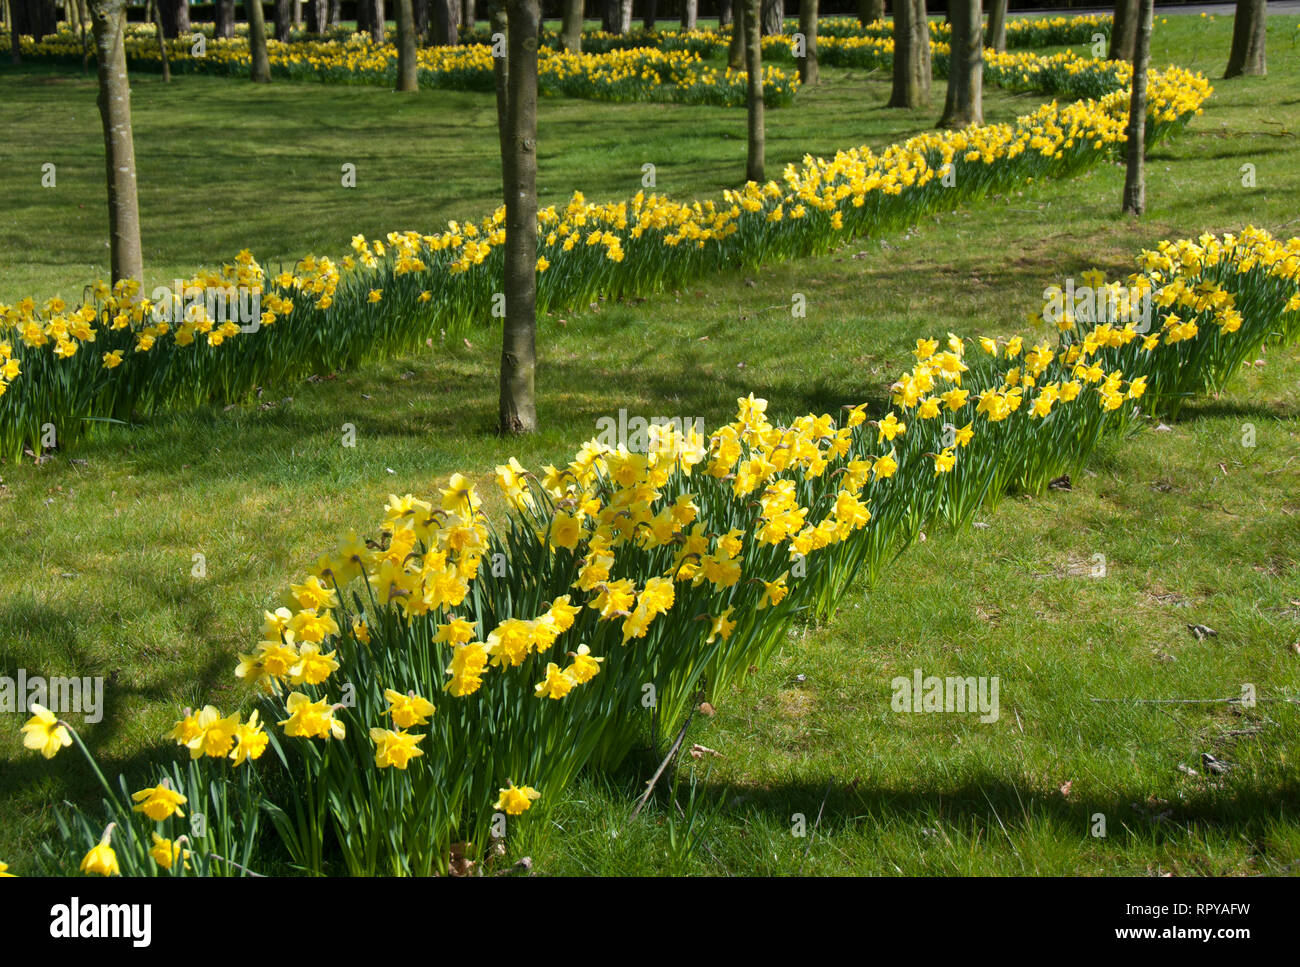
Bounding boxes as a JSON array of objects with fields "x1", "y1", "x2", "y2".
[
  {"x1": 743, "y1": 0, "x2": 763, "y2": 182},
  {"x1": 148, "y1": 0, "x2": 171, "y2": 81},
  {"x1": 462, "y1": 0, "x2": 473, "y2": 28},
  {"x1": 9, "y1": 0, "x2": 19, "y2": 65},
  {"x1": 680, "y1": 0, "x2": 695, "y2": 30},
  {"x1": 986, "y1": 0, "x2": 1006, "y2": 53},
  {"x1": 888, "y1": 0, "x2": 929, "y2": 108},
  {"x1": 293, "y1": 0, "x2": 302, "y2": 25},
  {"x1": 727, "y1": 0, "x2": 744, "y2": 68},
  {"x1": 797, "y1": 0, "x2": 816, "y2": 85},
  {"x1": 760, "y1": 0, "x2": 781, "y2": 35},
  {"x1": 429, "y1": 0, "x2": 457, "y2": 44},
  {"x1": 499, "y1": 0, "x2": 539, "y2": 435},
  {"x1": 248, "y1": 0, "x2": 271, "y2": 80},
  {"x1": 215, "y1": 0, "x2": 234, "y2": 37},
  {"x1": 357, "y1": 0, "x2": 371, "y2": 32},
  {"x1": 718, "y1": 0, "x2": 731, "y2": 28},
  {"x1": 1109, "y1": 0, "x2": 1138, "y2": 61},
  {"x1": 490, "y1": 0, "x2": 509, "y2": 200},
  {"x1": 371, "y1": 0, "x2": 386, "y2": 42},
  {"x1": 275, "y1": 0, "x2": 291, "y2": 40},
  {"x1": 858, "y1": 0, "x2": 883, "y2": 24},
  {"x1": 396, "y1": 0, "x2": 417, "y2": 87},
  {"x1": 561, "y1": 0, "x2": 582, "y2": 50},
  {"x1": 158, "y1": 0, "x2": 187, "y2": 38},
  {"x1": 329, "y1": 0, "x2": 340, "y2": 26},
  {"x1": 643, "y1": 0, "x2": 655, "y2": 31},
  {"x1": 939, "y1": 0, "x2": 980, "y2": 127},
  {"x1": 413, "y1": 0, "x2": 428, "y2": 39},
  {"x1": 1224, "y1": 0, "x2": 1266, "y2": 77},
  {"x1": 1121, "y1": 0, "x2": 1152, "y2": 215},
  {"x1": 88, "y1": 0, "x2": 144, "y2": 284}
]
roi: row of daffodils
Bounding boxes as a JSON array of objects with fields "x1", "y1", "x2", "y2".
[
  {"x1": 13, "y1": 228, "x2": 1300, "y2": 876},
  {"x1": 0, "y1": 46, "x2": 1210, "y2": 460},
  {"x1": 7, "y1": 13, "x2": 1112, "y2": 105}
]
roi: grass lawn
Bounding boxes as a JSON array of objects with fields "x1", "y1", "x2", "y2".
[{"x1": 1, "y1": 14, "x2": 1298, "y2": 874}]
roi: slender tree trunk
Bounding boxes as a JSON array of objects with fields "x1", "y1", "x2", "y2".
[
  {"x1": 248, "y1": 0, "x2": 271, "y2": 80},
  {"x1": 80, "y1": 0, "x2": 92, "y2": 70},
  {"x1": 858, "y1": 0, "x2": 883, "y2": 23},
  {"x1": 87, "y1": 0, "x2": 144, "y2": 284},
  {"x1": 888, "y1": 0, "x2": 929, "y2": 108},
  {"x1": 986, "y1": 0, "x2": 1006, "y2": 53},
  {"x1": 643, "y1": 0, "x2": 655, "y2": 30},
  {"x1": 743, "y1": 0, "x2": 763, "y2": 182},
  {"x1": 329, "y1": 0, "x2": 340, "y2": 26},
  {"x1": 293, "y1": 0, "x2": 302, "y2": 26},
  {"x1": 760, "y1": 0, "x2": 780, "y2": 35},
  {"x1": 499, "y1": 0, "x2": 539, "y2": 435},
  {"x1": 619, "y1": 0, "x2": 630, "y2": 32},
  {"x1": 429, "y1": 0, "x2": 456, "y2": 43},
  {"x1": 148, "y1": 0, "x2": 171, "y2": 80},
  {"x1": 490, "y1": 0, "x2": 509, "y2": 198},
  {"x1": 718, "y1": 0, "x2": 731, "y2": 28},
  {"x1": 1109, "y1": 0, "x2": 1137, "y2": 61},
  {"x1": 157, "y1": 0, "x2": 187, "y2": 37},
  {"x1": 9, "y1": 0, "x2": 20, "y2": 65},
  {"x1": 371, "y1": 0, "x2": 385, "y2": 42},
  {"x1": 462, "y1": 0, "x2": 472, "y2": 29},
  {"x1": 727, "y1": 0, "x2": 744, "y2": 68},
  {"x1": 601, "y1": 0, "x2": 614, "y2": 31},
  {"x1": 215, "y1": 0, "x2": 234, "y2": 37},
  {"x1": 1121, "y1": 0, "x2": 1152, "y2": 215},
  {"x1": 939, "y1": 0, "x2": 980, "y2": 127},
  {"x1": 1224, "y1": 0, "x2": 1266, "y2": 77},
  {"x1": 275, "y1": 0, "x2": 291, "y2": 40},
  {"x1": 357, "y1": 0, "x2": 371, "y2": 33},
  {"x1": 413, "y1": 0, "x2": 428, "y2": 39},
  {"x1": 175, "y1": 0, "x2": 189, "y2": 33},
  {"x1": 396, "y1": 0, "x2": 417, "y2": 87},
  {"x1": 680, "y1": 0, "x2": 695, "y2": 30},
  {"x1": 561, "y1": 0, "x2": 581, "y2": 50},
  {"x1": 797, "y1": 0, "x2": 816, "y2": 85}
]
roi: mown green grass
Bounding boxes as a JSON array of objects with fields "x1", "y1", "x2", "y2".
[{"x1": 1, "y1": 15, "x2": 1298, "y2": 875}]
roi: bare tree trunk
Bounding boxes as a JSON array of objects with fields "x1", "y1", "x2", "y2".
[
  {"x1": 1225, "y1": 0, "x2": 1266, "y2": 77},
  {"x1": 939, "y1": 0, "x2": 980, "y2": 127},
  {"x1": 215, "y1": 0, "x2": 234, "y2": 37},
  {"x1": 499, "y1": 0, "x2": 539, "y2": 435},
  {"x1": 275, "y1": 0, "x2": 291, "y2": 40},
  {"x1": 727, "y1": 0, "x2": 744, "y2": 68},
  {"x1": 490, "y1": 0, "x2": 508, "y2": 200},
  {"x1": 643, "y1": 0, "x2": 655, "y2": 30},
  {"x1": 619, "y1": 0, "x2": 630, "y2": 31},
  {"x1": 88, "y1": 0, "x2": 144, "y2": 284},
  {"x1": 247, "y1": 0, "x2": 271, "y2": 80},
  {"x1": 561, "y1": 0, "x2": 581, "y2": 50},
  {"x1": 760, "y1": 0, "x2": 780, "y2": 35},
  {"x1": 680, "y1": 0, "x2": 695, "y2": 30},
  {"x1": 293, "y1": 0, "x2": 302, "y2": 26},
  {"x1": 797, "y1": 0, "x2": 816, "y2": 85},
  {"x1": 888, "y1": 0, "x2": 929, "y2": 108},
  {"x1": 718, "y1": 0, "x2": 731, "y2": 28},
  {"x1": 986, "y1": 0, "x2": 1006, "y2": 53},
  {"x1": 371, "y1": 0, "x2": 386, "y2": 42},
  {"x1": 9, "y1": 0, "x2": 19, "y2": 65},
  {"x1": 148, "y1": 0, "x2": 171, "y2": 80},
  {"x1": 357, "y1": 0, "x2": 371, "y2": 33},
  {"x1": 743, "y1": 0, "x2": 763, "y2": 182},
  {"x1": 1121, "y1": 0, "x2": 1152, "y2": 215},
  {"x1": 1109, "y1": 0, "x2": 1137, "y2": 61},
  {"x1": 858, "y1": 0, "x2": 883, "y2": 23},
  {"x1": 329, "y1": 0, "x2": 340, "y2": 26},
  {"x1": 157, "y1": 0, "x2": 187, "y2": 37},
  {"x1": 462, "y1": 0, "x2": 472, "y2": 28},
  {"x1": 429, "y1": 0, "x2": 456, "y2": 43},
  {"x1": 396, "y1": 0, "x2": 417, "y2": 87}
]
